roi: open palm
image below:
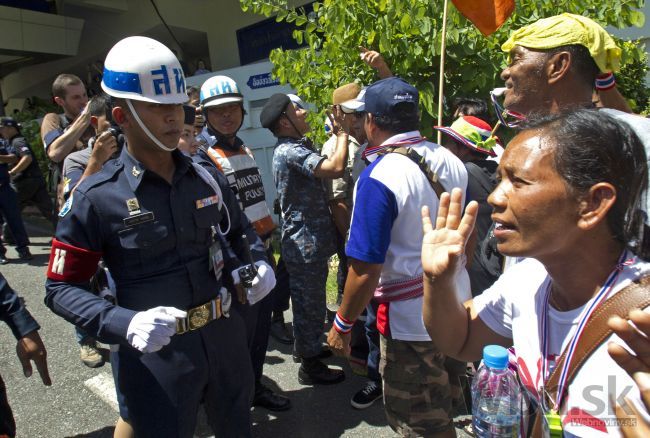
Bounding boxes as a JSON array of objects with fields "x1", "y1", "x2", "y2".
[{"x1": 421, "y1": 188, "x2": 478, "y2": 281}]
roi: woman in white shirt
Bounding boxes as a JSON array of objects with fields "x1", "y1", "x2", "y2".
[{"x1": 420, "y1": 109, "x2": 649, "y2": 437}]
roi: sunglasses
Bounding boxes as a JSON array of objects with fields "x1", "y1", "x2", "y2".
[{"x1": 490, "y1": 88, "x2": 527, "y2": 129}]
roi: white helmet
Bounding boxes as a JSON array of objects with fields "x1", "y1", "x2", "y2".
[
  {"x1": 199, "y1": 75, "x2": 243, "y2": 109},
  {"x1": 102, "y1": 36, "x2": 188, "y2": 105}
]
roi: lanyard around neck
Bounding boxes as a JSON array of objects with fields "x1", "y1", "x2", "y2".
[
  {"x1": 362, "y1": 135, "x2": 425, "y2": 161},
  {"x1": 539, "y1": 251, "x2": 633, "y2": 411}
]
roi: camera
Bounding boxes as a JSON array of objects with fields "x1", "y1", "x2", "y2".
[
  {"x1": 89, "y1": 125, "x2": 125, "y2": 159},
  {"x1": 107, "y1": 125, "x2": 126, "y2": 151}
]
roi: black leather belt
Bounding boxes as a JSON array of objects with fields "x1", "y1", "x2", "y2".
[{"x1": 176, "y1": 297, "x2": 223, "y2": 334}]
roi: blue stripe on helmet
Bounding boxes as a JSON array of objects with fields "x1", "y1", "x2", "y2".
[{"x1": 103, "y1": 68, "x2": 142, "y2": 94}]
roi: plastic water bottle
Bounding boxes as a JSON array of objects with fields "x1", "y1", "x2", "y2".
[{"x1": 471, "y1": 345, "x2": 522, "y2": 437}]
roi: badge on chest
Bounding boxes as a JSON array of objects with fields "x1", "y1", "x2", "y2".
[{"x1": 122, "y1": 197, "x2": 155, "y2": 227}]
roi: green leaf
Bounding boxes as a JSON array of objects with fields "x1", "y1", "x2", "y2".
[
  {"x1": 296, "y1": 15, "x2": 307, "y2": 26},
  {"x1": 400, "y1": 14, "x2": 411, "y2": 33},
  {"x1": 629, "y1": 10, "x2": 645, "y2": 27},
  {"x1": 368, "y1": 30, "x2": 376, "y2": 44}
]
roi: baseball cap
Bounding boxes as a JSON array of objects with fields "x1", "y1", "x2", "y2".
[
  {"x1": 434, "y1": 116, "x2": 498, "y2": 157},
  {"x1": 340, "y1": 87, "x2": 367, "y2": 112},
  {"x1": 364, "y1": 77, "x2": 418, "y2": 117},
  {"x1": 0, "y1": 117, "x2": 20, "y2": 129},
  {"x1": 260, "y1": 93, "x2": 291, "y2": 129}
]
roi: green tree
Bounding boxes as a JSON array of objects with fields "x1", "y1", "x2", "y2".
[
  {"x1": 13, "y1": 97, "x2": 59, "y2": 178},
  {"x1": 240, "y1": 0, "x2": 648, "y2": 138}
]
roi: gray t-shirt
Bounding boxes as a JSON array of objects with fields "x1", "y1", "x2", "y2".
[{"x1": 61, "y1": 145, "x2": 92, "y2": 199}]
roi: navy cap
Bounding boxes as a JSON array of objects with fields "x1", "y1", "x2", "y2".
[
  {"x1": 364, "y1": 77, "x2": 418, "y2": 117},
  {"x1": 260, "y1": 93, "x2": 291, "y2": 129},
  {"x1": 183, "y1": 105, "x2": 196, "y2": 125},
  {"x1": 0, "y1": 117, "x2": 20, "y2": 129}
]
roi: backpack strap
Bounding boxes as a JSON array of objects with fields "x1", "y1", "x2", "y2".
[
  {"x1": 379, "y1": 146, "x2": 446, "y2": 198},
  {"x1": 532, "y1": 275, "x2": 650, "y2": 435}
]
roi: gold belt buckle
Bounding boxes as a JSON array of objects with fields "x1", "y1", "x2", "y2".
[
  {"x1": 188, "y1": 302, "x2": 211, "y2": 331},
  {"x1": 175, "y1": 297, "x2": 222, "y2": 334}
]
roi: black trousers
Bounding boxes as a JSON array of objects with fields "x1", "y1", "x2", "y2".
[{"x1": 0, "y1": 373, "x2": 16, "y2": 438}]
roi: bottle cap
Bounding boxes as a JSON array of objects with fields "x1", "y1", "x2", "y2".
[{"x1": 482, "y1": 345, "x2": 509, "y2": 369}]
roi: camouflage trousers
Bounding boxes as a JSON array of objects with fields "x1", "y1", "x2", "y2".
[
  {"x1": 380, "y1": 336, "x2": 453, "y2": 437},
  {"x1": 285, "y1": 260, "x2": 328, "y2": 358}
]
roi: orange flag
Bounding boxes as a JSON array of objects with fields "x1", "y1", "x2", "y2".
[{"x1": 450, "y1": 0, "x2": 515, "y2": 36}]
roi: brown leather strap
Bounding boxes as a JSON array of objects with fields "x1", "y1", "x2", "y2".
[
  {"x1": 531, "y1": 275, "x2": 650, "y2": 436},
  {"x1": 378, "y1": 146, "x2": 446, "y2": 198}
]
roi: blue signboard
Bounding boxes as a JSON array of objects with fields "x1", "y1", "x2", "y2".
[
  {"x1": 236, "y1": 2, "x2": 314, "y2": 65},
  {"x1": 246, "y1": 73, "x2": 280, "y2": 90}
]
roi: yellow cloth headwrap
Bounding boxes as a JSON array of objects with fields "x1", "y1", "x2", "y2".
[{"x1": 501, "y1": 13, "x2": 621, "y2": 73}]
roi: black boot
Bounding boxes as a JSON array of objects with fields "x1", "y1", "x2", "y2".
[
  {"x1": 269, "y1": 313, "x2": 293, "y2": 345},
  {"x1": 292, "y1": 346, "x2": 333, "y2": 363},
  {"x1": 252, "y1": 383, "x2": 291, "y2": 411},
  {"x1": 298, "y1": 356, "x2": 345, "y2": 385}
]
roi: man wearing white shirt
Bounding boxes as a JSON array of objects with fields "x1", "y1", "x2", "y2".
[{"x1": 327, "y1": 77, "x2": 469, "y2": 436}]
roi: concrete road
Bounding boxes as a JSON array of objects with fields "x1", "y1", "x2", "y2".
[{"x1": 0, "y1": 218, "x2": 471, "y2": 437}]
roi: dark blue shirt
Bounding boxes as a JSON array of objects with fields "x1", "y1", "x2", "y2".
[
  {"x1": 1, "y1": 272, "x2": 40, "y2": 340},
  {"x1": 0, "y1": 139, "x2": 12, "y2": 185},
  {"x1": 6, "y1": 135, "x2": 42, "y2": 180},
  {"x1": 45, "y1": 146, "x2": 264, "y2": 345}
]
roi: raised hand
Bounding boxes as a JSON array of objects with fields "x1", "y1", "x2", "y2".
[
  {"x1": 326, "y1": 105, "x2": 347, "y2": 136},
  {"x1": 359, "y1": 46, "x2": 393, "y2": 78},
  {"x1": 421, "y1": 188, "x2": 478, "y2": 283}
]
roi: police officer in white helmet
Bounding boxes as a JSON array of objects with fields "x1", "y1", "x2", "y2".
[
  {"x1": 193, "y1": 75, "x2": 291, "y2": 411},
  {"x1": 45, "y1": 36, "x2": 275, "y2": 436}
]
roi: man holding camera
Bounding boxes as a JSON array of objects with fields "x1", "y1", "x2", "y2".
[{"x1": 62, "y1": 94, "x2": 120, "y2": 201}]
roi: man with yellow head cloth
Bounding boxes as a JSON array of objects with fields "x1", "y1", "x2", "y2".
[{"x1": 499, "y1": 12, "x2": 650, "y2": 214}]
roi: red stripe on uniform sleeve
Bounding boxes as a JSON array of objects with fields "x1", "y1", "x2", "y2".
[{"x1": 46, "y1": 238, "x2": 102, "y2": 283}]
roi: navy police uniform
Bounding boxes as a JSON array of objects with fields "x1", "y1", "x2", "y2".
[
  {"x1": 0, "y1": 272, "x2": 41, "y2": 437},
  {"x1": 5, "y1": 134, "x2": 56, "y2": 227},
  {"x1": 0, "y1": 139, "x2": 29, "y2": 254},
  {"x1": 45, "y1": 145, "x2": 265, "y2": 437},
  {"x1": 194, "y1": 136, "x2": 277, "y2": 398}
]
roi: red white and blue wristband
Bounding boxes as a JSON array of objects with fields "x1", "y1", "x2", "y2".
[
  {"x1": 334, "y1": 312, "x2": 355, "y2": 334},
  {"x1": 595, "y1": 72, "x2": 616, "y2": 91}
]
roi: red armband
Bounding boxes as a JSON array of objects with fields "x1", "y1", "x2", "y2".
[{"x1": 46, "y1": 238, "x2": 102, "y2": 283}]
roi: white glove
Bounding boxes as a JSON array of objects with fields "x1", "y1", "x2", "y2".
[
  {"x1": 231, "y1": 261, "x2": 276, "y2": 305},
  {"x1": 126, "y1": 306, "x2": 187, "y2": 353},
  {"x1": 246, "y1": 261, "x2": 276, "y2": 305}
]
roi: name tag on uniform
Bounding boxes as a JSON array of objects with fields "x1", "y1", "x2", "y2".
[
  {"x1": 209, "y1": 243, "x2": 224, "y2": 282},
  {"x1": 123, "y1": 211, "x2": 155, "y2": 227},
  {"x1": 196, "y1": 195, "x2": 219, "y2": 209}
]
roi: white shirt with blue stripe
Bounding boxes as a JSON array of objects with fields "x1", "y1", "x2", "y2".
[{"x1": 346, "y1": 131, "x2": 470, "y2": 341}]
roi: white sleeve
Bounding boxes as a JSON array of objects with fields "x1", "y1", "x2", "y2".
[{"x1": 472, "y1": 258, "x2": 546, "y2": 339}]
